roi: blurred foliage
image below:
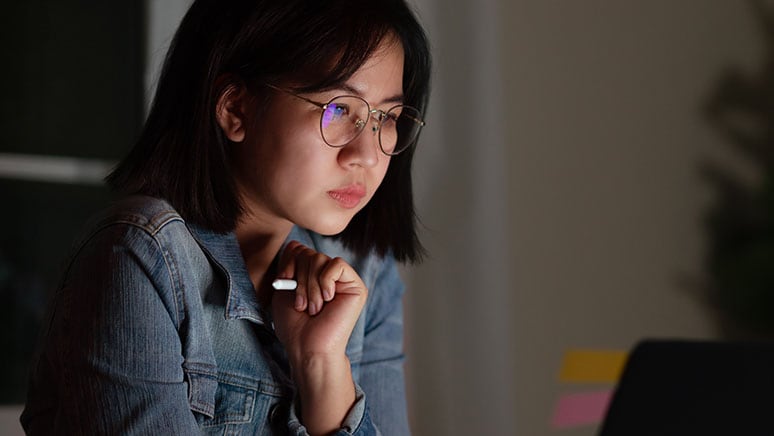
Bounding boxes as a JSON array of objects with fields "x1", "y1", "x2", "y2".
[{"x1": 703, "y1": 0, "x2": 774, "y2": 336}]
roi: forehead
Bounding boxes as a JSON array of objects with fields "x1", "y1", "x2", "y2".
[{"x1": 339, "y1": 36, "x2": 405, "y2": 100}]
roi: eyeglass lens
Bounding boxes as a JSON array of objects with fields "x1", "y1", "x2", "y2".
[{"x1": 320, "y1": 96, "x2": 422, "y2": 155}]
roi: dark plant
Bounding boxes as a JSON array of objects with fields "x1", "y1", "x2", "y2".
[{"x1": 703, "y1": 0, "x2": 774, "y2": 336}]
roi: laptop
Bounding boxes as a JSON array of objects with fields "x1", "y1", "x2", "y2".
[{"x1": 598, "y1": 339, "x2": 774, "y2": 436}]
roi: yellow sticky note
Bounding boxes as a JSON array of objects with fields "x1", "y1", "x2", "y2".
[{"x1": 559, "y1": 349, "x2": 628, "y2": 383}]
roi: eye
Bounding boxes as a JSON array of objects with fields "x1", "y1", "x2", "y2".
[
  {"x1": 325, "y1": 103, "x2": 349, "y2": 119},
  {"x1": 322, "y1": 103, "x2": 351, "y2": 129},
  {"x1": 381, "y1": 110, "x2": 400, "y2": 127}
]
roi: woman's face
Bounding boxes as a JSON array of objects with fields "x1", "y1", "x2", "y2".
[{"x1": 232, "y1": 37, "x2": 404, "y2": 236}]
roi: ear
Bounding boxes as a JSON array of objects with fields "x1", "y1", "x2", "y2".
[{"x1": 215, "y1": 79, "x2": 250, "y2": 143}]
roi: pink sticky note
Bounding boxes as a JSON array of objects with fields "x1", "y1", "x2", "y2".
[{"x1": 551, "y1": 389, "x2": 614, "y2": 429}]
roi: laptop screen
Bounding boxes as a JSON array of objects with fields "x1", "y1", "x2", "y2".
[{"x1": 598, "y1": 340, "x2": 774, "y2": 436}]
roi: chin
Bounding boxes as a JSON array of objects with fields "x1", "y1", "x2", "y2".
[
  {"x1": 295, "y1": 207, "x2": 361, "y2": 236},
  {"x1": 313, "y1": 223, "x2": 350, "y2": 236},
  {"x1": 305, "y1": 217, "x2": 352, "y2": 236}
]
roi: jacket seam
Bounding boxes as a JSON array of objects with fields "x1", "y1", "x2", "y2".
[
  {"x1": 149, "y1": 228, "x2": 185, "y2": 328},
  {"x1": 61, "y1": 214, "x2": 185, "y2": 328}
]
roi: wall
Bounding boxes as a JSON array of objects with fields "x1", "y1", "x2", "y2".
[{"x1": 405, "y1": 1, "x2": 762, "y2": 435}]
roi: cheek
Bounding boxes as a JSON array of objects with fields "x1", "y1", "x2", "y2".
[
  {"x1": 260, "y1": 127, "x2": 325, "y2": 178},
  {"x1": 269, "y1": 148, "x2": 332, "y2": 195},
  {"x1": 375, "y1": 159, "x2": 391, "y2": 185},
  {"x1": 365, "y1": 160, "x2": 392, "y2": 201}
]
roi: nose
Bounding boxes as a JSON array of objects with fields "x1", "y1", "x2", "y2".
[{"x1": 338, "y1": 120, "x2": 381, "y2": 169}]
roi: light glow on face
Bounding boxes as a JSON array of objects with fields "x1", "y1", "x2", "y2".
[
  {"x1": 234, "y1": 36, "x2": 404, "y2": 236},
  {"x1": 322, "y1": 103, "x2": 348, "y2": 129}
]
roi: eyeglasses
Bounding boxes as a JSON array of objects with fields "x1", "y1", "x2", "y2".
[{"x1": 266, "y1": 84, "x2": 425, "y2": 156}]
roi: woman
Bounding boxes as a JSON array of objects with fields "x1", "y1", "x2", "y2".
[{"x1": 21, "y1": 0, "x2": 430, "y2": 434}]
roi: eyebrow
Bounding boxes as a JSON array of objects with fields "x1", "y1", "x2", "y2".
[{"x1": 337, "y1": 83, "x2": 404, "y2": 105}]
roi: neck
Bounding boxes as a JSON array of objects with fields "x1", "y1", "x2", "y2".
[{"x1": 234, "y1": 210, "x2": 294, "y2": 305}]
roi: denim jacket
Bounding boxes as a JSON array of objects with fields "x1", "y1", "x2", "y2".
[{"x1": 21, "y1": 195, "x2": 409, "y2": 435}]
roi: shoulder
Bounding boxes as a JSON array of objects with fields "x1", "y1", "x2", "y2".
[
  {"x1": 68, "y1": 195, "x2": 196, "y2": 259},
  {"x1": 64, "y1": 195, "x2": 197, "y2": 284},
  {"x1": 83, "y1": 195, "x2": 184, "y2": 236},
  {"x1": 62, "y1": 196, "x2": 209, "y2": 329}
]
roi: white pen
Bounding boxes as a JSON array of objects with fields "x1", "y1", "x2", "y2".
[{"x1": 271, "y1": 279, "x2": 298, "y2": 291}]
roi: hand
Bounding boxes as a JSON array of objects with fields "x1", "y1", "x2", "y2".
[
  {"x1": 271, "y1": 240, "x2": 368, "y2": 362},
  {"x1": 270, "y1": 241, "x2": 368, "y2": 434}
]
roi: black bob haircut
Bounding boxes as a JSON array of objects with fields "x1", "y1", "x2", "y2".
[{"x1": 107, "y1": 0, "x2": 431, "y2": 263}]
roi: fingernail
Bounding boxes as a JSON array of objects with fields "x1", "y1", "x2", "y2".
[
  {"x1": 323, "y1": 288, "x2": 332, "y2": 301},
  {"x1": 295, "y1": 294, "x2": 304, "y2": 310},
  {"x1": 308, "y1": 302, "x2": 317, "y2": 316}
]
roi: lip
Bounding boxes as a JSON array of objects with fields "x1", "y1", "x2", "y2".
[{"x1": 327, "y1": 184, "x2": 367, "y2": 209}]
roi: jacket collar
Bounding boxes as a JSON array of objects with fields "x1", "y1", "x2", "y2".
[{"x1": 186, "y1": 224, "x2": 315, "y2": 325}]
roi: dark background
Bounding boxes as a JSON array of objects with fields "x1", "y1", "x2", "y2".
[{"x1": 0, "y1": 1, "x2": 145, "y2": 403}]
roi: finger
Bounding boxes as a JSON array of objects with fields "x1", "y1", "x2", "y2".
[
  {"x1": 318, "y1": 259, "x2": 340, "y2": 302},
  {"x1": 277, "y1": 240, "x2": 302, "y2": 279},
  {"x1": 306, "y1": 252, "x2": 331, "y2": 316},
  {"x1": 320, "y1": 257, "x2": 366, "y2": 297},
  {"x1": 294, "y1": 247, "x2": 311, "y2": 312}
]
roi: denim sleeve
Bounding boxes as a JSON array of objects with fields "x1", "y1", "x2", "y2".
[
  {"x1": 287, "y1": 383, "x2": 379, "y2": 435},
  {"x1": 284, "y1": 255, "x2": 408, "y2": 436},
  {"x1": 23, "y1": 223, "x2": 200, "y2": 434},
  {"x1": 358, "y1": 255, "x2": 410, "y2": 435}
]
